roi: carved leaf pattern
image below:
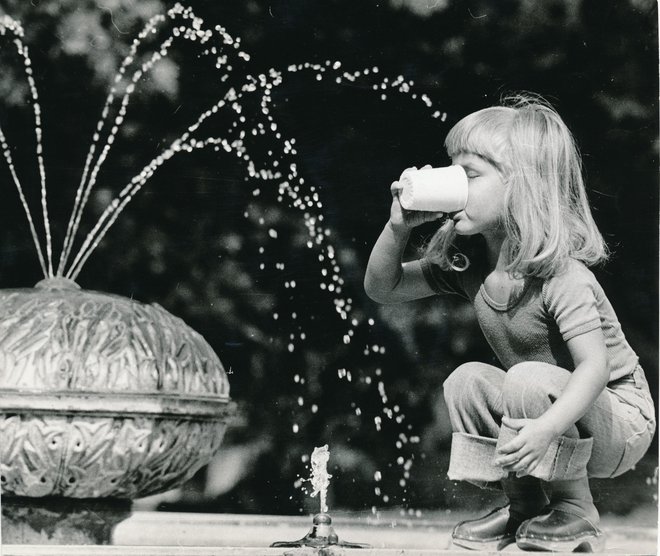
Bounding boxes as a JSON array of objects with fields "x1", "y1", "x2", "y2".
[
  {"x1": 0, "y1": 288, "x2": 229, "y2": 396},
  {"x1": 0, "y1": 287, "x2": 231, "y2": 499},
  {"x1": 0, "y1": 413, "x2": 227, "y2": 498}
]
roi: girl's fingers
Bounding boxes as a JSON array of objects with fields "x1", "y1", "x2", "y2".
[
  {"x1": 494, "y1": 450, "x2": 520, "y2": 467},
  {"x1": 496, "y1": 437, "x2": 523, "y2": 455},
  {"x1": 526, "y1": 458, "x2": 541, "y2": 476},
  {"x1": 509, "y1": 453, "x2": 536, "y2": 473},
  {"x1": 502, "y1": 416, "x2": 527, "y2": 430}
]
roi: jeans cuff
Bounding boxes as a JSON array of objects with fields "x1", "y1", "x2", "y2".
[
  {"x1": 496, "y1": 424, "x2": 592, "y2": 481},
  {"x1": 448, "y1": 432, "x2": 507, "y2": 485}
]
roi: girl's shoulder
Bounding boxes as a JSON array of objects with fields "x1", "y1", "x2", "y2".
[
  {"x1": 541, "y1": 259, "x2": 603, "y2": 302},
  {"x1": 554, "y1": 259, "x2": 596, "y2": 280}
]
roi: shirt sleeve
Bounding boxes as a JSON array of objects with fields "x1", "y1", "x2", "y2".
[
  {"x1": 543, "y1": 264, "x2": 601, "y2": 341},
  {"x1": 419, "y1": 258, "x2": 468, "y2": 298}
]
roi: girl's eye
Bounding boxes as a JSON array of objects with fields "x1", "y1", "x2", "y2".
[{"x1": 466, "y1": 172, "x2": 479, "y2": 179}]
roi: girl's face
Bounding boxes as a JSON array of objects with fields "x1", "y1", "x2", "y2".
[{"x1": 450, "y1": 152, "x2": 507, "y2": 239}]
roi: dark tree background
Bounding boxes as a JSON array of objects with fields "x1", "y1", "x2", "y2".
[{"x1": 0, "y1": 0, "x2": 656, "y2": 517}]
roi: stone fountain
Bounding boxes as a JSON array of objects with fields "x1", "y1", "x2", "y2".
[
  {"x1": 0, "y1": 277, "x2": 233, "y2": 544},
  {"x1": 0, "y1": 7, "x2": 240, "y2": 544}
]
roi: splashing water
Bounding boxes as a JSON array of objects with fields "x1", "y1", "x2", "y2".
[
  {"x1": 309, "y1": 445, "x2": 332, "y2": 513},
  {"x1": 0, "y1": 4, "x2": 450, "y2": 513}
]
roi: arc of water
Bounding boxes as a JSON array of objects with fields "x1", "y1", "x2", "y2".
[
  {"x1": 60, "y1": 3, "x2": 246, "y2": 278},
  {"x1": 0, "y1": 16, "x2": 52, "y2": 276},
  {"x1": 60, "y1": 37, "x2": 175, "y2": 273},
  {"x1": 57, "y1": 12, "x2": 171, "y2": 276},
  {"x1": 18, "y1": 40, "x2": 53, "y2": 276},
  {"x1": 0, "y1": 124, "x2": 48, "y2": 276},
  {"x1": 67, "y1": 130, "x2": 273, "y2": 281},
  {"x1": 58, "y1": 12, "x2": 172, "y2": 274},
  {"x1": 65, "y1": 92, "x2": 238, "y2": 280},
  {"x1": 66, "y1": 137, "x2": 217, "y2": 280}
]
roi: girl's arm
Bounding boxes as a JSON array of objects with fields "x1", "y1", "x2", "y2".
[
  {"x1": 364, "y1": 222, "x2": 436, "y2": 303},
  {"x1": 364, "y1": 173, "x2": 443, "y2": 304},
  {"x1": 495, "y1": 327, "x2": 609, "y2": 474},
  {"x1": 533, "y1": 327, "x2": 609, "y2": 434}
]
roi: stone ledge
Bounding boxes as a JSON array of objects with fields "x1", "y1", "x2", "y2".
[
  {"x1": 0, "y1": 545, "x2": 656, "y2": 556},
  {"x1": 1, "y1": 510, "x2": 656, "y2": 555}
]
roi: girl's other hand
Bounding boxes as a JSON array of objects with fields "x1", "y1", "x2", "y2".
[
  {"x1": 389, "y1": 165, "x2": 443, "y2": 234},
  {"x1": 493, "y1": 416, "x2": 557, "y2": 476}
]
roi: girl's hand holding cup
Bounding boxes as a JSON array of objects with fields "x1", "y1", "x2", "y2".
[
  {"x1": 389, "y1": 165, "x2": 444, "y2": 234},
  {"x1": 388, "y1": 163, "x2": 469, "y2": 235}
]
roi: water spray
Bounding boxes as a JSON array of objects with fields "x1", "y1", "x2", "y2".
[{"x1": 271, "y1": 445, "x2": 369, "y2": 549}]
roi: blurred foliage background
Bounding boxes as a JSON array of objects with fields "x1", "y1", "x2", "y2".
[{"x1": 0, "y1": 0, "x2": 656, "y2": 518}]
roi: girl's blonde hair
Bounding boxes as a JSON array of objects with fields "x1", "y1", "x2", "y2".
[{"x1": 425, "y1": 93, "x2": 608, "y2": 278}]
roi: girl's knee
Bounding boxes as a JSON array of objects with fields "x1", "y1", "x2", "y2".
[
  {"x1": 503, "y1": 362, "x2": 567, "y2": 417},
  {"x1": 443, "y1": 362, "x2": 498, "y2": 405}
]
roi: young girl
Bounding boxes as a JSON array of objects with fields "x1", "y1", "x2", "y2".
[{"x1": 364, "y1": 94, "x2": 656, "y2": 552}]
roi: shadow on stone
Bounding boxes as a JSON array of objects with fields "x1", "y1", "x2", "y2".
[{"x1": 2, "y1": 496, "x2": 132, "y2": 544}]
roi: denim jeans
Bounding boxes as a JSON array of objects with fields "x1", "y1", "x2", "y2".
[{"x1": 443, "y1": 361, "x2": 656, "y2": 485}]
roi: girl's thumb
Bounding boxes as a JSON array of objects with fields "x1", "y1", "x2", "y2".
[{"x1": 502, "y1": 416, "x2": 526, "y2": 430}]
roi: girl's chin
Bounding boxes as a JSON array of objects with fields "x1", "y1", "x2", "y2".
[
  {"x1": 453, "y1": 222, "x2": 472, "y2": 235},
  {"x1": 453, "y1": 219, "x2": 489, "y2": 237}
]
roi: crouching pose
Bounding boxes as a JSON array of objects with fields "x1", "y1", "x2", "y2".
[{"x1": 364, "y1": 94, "x2": 655, "y2": 551}]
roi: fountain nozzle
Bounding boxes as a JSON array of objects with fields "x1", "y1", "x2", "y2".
[{"x1": 270, "y1": 512, "x2": 370, "y2": 549}]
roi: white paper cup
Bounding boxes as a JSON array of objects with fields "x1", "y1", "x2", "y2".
[{"x1": 399, "y1": 165, "x2": 468, "y2": 212}]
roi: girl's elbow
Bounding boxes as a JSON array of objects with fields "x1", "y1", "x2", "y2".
[
  {"x1": 363, "y1": 276, "x2": 395, "y2": 304},
  {"x1": 364, "y1": 283, "x2": 391, "y2": 304}
]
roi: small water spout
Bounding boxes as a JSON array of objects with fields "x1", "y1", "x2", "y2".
[
  {"x1": 309, "y1": 444, "x2": 331, "y2": 514},
  {"x1": 271, "y1": 445, "x2": 369, "y2": 549}
]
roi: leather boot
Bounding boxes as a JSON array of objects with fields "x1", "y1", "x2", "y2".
[
  {"x1": 452, "y1": 475, "x2": 547, "y2": 550},
  {"x1": 452, "y1": 505, "x2": 522, "y2": 550},
  {"x1": 516, "y1": 509, "x2": 605, "y2": 552},
  {"x1": 516, "y1": 477, "x2": 604, "y2": 551}
]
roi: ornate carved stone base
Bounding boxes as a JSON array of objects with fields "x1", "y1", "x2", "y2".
[
  {"x1": 1, "y1": 496, "x2": 131, "y2": 544},
  {"x1": 0, "y1": 281, "x2": 234, "y2": 544}
]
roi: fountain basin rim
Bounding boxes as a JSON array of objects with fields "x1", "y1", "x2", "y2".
[{"x1": 0, "y1": 389, "x2": 234, "y2": 419}]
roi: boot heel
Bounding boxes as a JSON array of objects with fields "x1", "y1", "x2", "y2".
[
  {"x1": 516, "y1": 509, "x2": 605, "y2": 553},
  {"x1": 516, "y1": 533, "x2": 605, "y2": 552}
]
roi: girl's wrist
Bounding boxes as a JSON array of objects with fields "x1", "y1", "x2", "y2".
[
  {"x1": 387, "y1": 219, "x2": 411, "y2": 239},
  {"x1": 536, "y1": 412, "x2": 564, "y2": 437}
]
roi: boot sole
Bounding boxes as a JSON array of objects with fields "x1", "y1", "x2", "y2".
[
  {"x1": 516, "y1": 532, "x2": 605, "y2": 553},
  {"x1": 453, "y1": 535, "x2": 516, "y2": 551}
]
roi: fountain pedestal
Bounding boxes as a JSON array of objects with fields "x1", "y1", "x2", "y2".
[
  {"x1": 271, "y1": 512, "x2": 370, "y2": 549},
  {"x1": 0, "y1": 280, "x2": 234, "y2": 544}
]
